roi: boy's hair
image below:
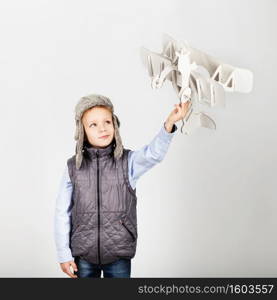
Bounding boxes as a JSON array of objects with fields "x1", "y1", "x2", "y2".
[{"x1": 74, "y1": 94, "x2": 123, "y2": 169}]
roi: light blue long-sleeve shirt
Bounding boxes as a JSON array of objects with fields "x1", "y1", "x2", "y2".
[{"x1": 54, "y1": 123, "x2": 177, "y2": 263}]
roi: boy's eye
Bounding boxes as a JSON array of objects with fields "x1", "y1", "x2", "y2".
[
  {"x1": 89, "y1": 123, "x2": 96, "y2": 128},
  {"x1": 106, "y1": 120, "x2": 111, "y2": 124}
]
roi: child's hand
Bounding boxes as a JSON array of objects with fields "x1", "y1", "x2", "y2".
[
  {"x1": 164, "y1": 101, "x2": 192, "y2": 133},
  {"x1": 60, "y1": 260, "x2": 78, "y2": 278}
]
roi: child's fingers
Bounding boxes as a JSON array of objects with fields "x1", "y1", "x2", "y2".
[
  {"x1": 71, "y1": 261, "x2": 78, "y2": 272},
  {"x1": 67, "y1": 266, "x2": 78, "y2": 278},
  {"x1": 180, "y1": 101, "x2": 192, "y2": 118},
  {"x1": 174, "y1": 101, "x2": 191, "y2": 112},
  {"x1": 174, "y1": 104, "x2": 182, "y2": 114},
  {"x1": 61, "y1": 263, "x2": 78, "y2": 278},
  {"x1": 183, "y1": 101, "x2": 192, "y2": 110},
  {"x1": 183, "y1": 100, "x2": 191, "y2": 107},
  {"x1": 63, "y1": 267, "x2": 74, "y2": 278},
  {"x1": 173, "y1": 101, "x2": 191, "y2": 118},
  {"x1": 175, "y1": 101, "x2": 190, "y2": 107}
]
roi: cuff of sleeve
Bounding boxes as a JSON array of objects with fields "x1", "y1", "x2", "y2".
[
  {"x1": 57, "y1": 249, "x2": 74, "y2": 263},
  {"x1": 156, "y1": 122, "x2": 177, "y2": 144},
  {"x1": 163, "y1": 122, "x2": 177, "y2": 135}
]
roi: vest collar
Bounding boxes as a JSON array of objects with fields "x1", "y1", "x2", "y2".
[{"x1": 83, "y1": 141, "x2": 115, "y2": 159}]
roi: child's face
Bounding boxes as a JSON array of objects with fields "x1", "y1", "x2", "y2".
[{"x1": 81, "y1": 106, "x2": 115, "y2": 148}]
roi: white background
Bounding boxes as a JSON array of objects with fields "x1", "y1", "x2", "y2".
[{"x1": 0, "y1": 0, "x2": 276, "y2": 277}]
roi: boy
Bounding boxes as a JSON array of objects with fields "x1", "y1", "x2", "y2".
[{"x1": 54, "y1": 94, "x2": 190, "y2": 278}]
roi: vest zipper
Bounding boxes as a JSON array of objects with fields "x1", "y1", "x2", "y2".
[
  {"x1": 96, "y1": 150, "x2": 101, "y2": 264},
  {"x1": 120, "y1": 219, "x2": 136, "y2": 242}
]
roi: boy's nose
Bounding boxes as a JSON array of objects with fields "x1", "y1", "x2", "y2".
[{"x1": 99, "y1": 125, "x2": 107, "y2": 132}]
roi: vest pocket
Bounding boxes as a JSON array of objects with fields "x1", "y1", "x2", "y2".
[{"x1": 119, "y1": 219, "x2": 136, "y2": 242}]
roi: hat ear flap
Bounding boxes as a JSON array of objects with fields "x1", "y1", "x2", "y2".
[
  {"x1": 74, "y1": 120, "x2": 79, "y2": 141},
  {"x1": 112, "y1": 114, "x2": 123, "y2": 159},
  {"x1": 114, "y1": 114, "x2": 120, "y2": 128},
  {"x1": 75, "y1": 120, "x2": 84, "y2": 169}
]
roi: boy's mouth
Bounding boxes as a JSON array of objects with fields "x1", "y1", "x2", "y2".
[{"x1": 99, "y1": 135, "x2": 109, "y2": 139}]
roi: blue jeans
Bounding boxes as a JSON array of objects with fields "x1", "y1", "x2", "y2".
[{"x1": 74, "y1": 256, "x2": 131, "y2": 278}]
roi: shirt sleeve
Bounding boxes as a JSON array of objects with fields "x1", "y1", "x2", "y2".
[
  {"x1": 128, "y1": 122, "x2": 177, "y2": 190},
  {"x1": 54, "y1": 165, "x2": 74, "y2": 263}
]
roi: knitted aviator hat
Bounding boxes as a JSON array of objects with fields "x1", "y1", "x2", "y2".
[{"x1": 74, "y1": 94, "x2": 123, "y2": 169}]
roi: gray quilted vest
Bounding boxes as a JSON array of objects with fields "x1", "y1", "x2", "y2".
[{"x1": 67, "y1": 142, "x2": 138, "y2": 265}]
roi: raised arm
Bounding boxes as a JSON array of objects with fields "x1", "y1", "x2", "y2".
[
  {"x1": 128, "y1": 122, "x2": 177, "y2": 190},
  {"x1": 128, "y1": 101, "x2": 191, "y2": 190}
]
